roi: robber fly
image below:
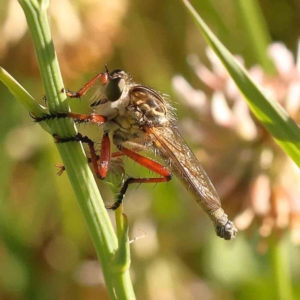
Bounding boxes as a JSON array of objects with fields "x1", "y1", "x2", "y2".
[{"x1": 34, "y1": 66, "x2": 237, "y2": 240}]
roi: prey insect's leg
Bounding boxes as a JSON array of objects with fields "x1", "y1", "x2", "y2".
[
  {"x1": 63, "y1": 72, "x2": 108, "y2": 98},
  {"x1": 108, "y1": 146, "x2": 172, "y2": 210}
]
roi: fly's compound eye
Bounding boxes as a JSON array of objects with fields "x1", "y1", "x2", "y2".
[
  {"x1": 105, "y1": 69, "x2": 126, "y2": 102},
  {"x1": 110, "y1": 69, "x2": 125, "y2": 77}
]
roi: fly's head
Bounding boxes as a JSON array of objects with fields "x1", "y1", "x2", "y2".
[
  {"x1": 90, "y1": 67, "x2": 133, "y2": 119},
  {"x1": 104, "y1": 68, "x2": 128, "y2": 102},
  {"x1": 92, "y1": 66, "x2": 174, "y2": 126}
]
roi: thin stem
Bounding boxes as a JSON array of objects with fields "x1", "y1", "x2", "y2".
[
  {"x1": 113, "y1": 211, "x2": 136, "y2": 300},
  {"x1": 17, "y1": 0, "x2": 135, "y2": 298}
]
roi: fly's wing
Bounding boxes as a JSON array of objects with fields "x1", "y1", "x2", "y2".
[{"x1": 148, "y1": 124, "x2": 237, "y2": 240}]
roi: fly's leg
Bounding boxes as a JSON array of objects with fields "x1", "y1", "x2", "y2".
[
  {"x1": 56, "y1": 142, "x2": 148, "y2": 176},
  {"x1": 32, "y1": 104, "x2": 107, "y2": 174},
  {"x1": 32, "y1": 74, "x2": 108, "y2": 175},
  {"x1": 32, "y1": 71, "x2": 109, "y2": 123},
  {"x1": 42, "y1": 71, "x2": 108, "y2": 105},
  {"x1": 32, "y1": 111, "x2": 107, "y2": 125},
  {"x1": 56, "y1": 151, "x2": 123, "y2": 176},
  {"x1": 54, "y1": 132, "x2": 111, "y2": 180},
  {"x1": 63, "y1": 71, "x2": 108, "y2": 99},
  {"x1": 109, "y1": 177, "x2": 171, "y2": 210},
  {"x1": 108, "y1": 146, "x2": 172, "y2": 210},
  {"x1": 97, "y1": 133, "x2": 110, "y2": 179}
]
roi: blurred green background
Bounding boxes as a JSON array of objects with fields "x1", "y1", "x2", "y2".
[{"x1": 1, "y1": 0, "x2": 300, "y2": 299}]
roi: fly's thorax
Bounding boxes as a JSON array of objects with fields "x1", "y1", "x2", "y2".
[
  {"x1": 103, "y1": 105, "x2": 147, "y2": 146},
  {"x1": 103, "y1": 86, "x2": 170, "y2": 146},
  {"x1": 128, "y1": 86, "x2": 169, "y2": 126}
]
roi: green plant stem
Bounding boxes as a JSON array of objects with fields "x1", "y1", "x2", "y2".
[{"x1": 17, "y1": 0, "x2": 135, "y2": 298}]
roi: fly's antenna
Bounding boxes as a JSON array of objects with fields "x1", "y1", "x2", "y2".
[{"x1": 105, "y1": 64, "x2": 109, "y2": 74}]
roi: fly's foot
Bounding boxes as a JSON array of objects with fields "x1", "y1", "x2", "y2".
[
  {"x1": 106, "y1": 200, "x2": 122, "y2": 210},
  {"x1": 61, "y1": 87, "x2": 80, "y2": 98},
  {"x1": 42, "y1": 95, "x2": 47, "y2": 104},
  {"x1": 106, "y1": 177, "x2": 134, "y2": 210}
]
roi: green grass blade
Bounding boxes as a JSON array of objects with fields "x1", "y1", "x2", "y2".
[
  {"x1": 183, "y1": 0, "x2": 300, "y2": 167},
  {"x1": 0, "y1": 67, "x2": 51, "y2": 133},
  {"x1": 234, "y1": 0, "x2": 275, "y2": 73}
]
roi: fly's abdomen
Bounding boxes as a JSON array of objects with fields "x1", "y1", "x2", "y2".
[{"x1": 149, "y1": 125, "x2": 238, "y2": 240}]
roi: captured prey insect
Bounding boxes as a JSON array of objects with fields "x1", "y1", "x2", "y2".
[{"x1": 34, "y1": 66, "x2": 237, "y2": 240}]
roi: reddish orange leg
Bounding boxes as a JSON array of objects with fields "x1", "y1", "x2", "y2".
[
  {"x1": 77, "y1": 132, "x2": 111, "y2": 179},
  {"x1": 87, "y1": 150, "x2": 125, "y2": 174},
  {"x1": 54, "y1": 132, "x2": 111, "y2": 180},
  {"x1": 111, "y1": 151, "x2": 124, "y2": 158},
  {"x1": 56, "y1": 149, "x2": 119, "y2": 176},
  {"x1": 41, "y1": 72, "x2": 108, "y2": 105},
  {"x1": 32, "y1": 111, "x2": 107, "y2": 125},
  {"x1": 68, "y1": 112, "x2": 107, "y2": 125},
  {"x1": 98, "y1": 133, "x2": 111, "y2": 179},
  {"x1": 107, "y1": 146, "x2": 172, "y2": 210},
  {"x1": 32, "y1": 70, "x2": 109, "y2": 123},
  {"x1": 63, "y1": 72, "x2": 108, "y2": 98},
  {"x1": 111, "y1": 143, "x2": 147, "y2": 158},
  {"x1": 54, "y1": 133, "x2": 172, "y2": 210}
]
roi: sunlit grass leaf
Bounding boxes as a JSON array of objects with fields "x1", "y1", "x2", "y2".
[{"x1": 183, "y1": 0, "x2": 300, "y2": 167}]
